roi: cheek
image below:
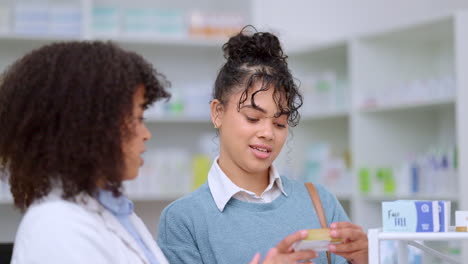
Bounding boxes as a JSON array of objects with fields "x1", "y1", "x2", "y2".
[
  {"x1": 225, "y1": 115, "x2": 249, "y2": 135},
  {"x1": 276, "y1": 129, "x2": 288, "y2": 147}
]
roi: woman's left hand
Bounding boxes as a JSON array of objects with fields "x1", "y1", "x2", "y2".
[{"x1": 328, "y1": 222, "x2": 368, "y2": 264}]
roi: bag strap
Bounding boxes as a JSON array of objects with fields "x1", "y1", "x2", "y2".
[{"x1": 305, "y1": 182, "x2": 331, "y2": 264}]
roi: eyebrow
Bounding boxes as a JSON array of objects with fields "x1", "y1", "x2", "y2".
[{"x1": 240, "y1": 105, "x2": 288, "y2": 117}]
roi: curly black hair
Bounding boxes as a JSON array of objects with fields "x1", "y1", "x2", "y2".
[
  {"x1": 0, "y1": 41, "x2": 170, "y2": 210},
  {"x1": 213, "y1": 26, "x2": 303, "y2": 126}
]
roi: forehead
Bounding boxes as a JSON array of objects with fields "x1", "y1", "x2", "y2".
[
  {"x1": 133, "y1": 85, "x2": 146, "y2": 104},
  {"x1": 235, "y1": 82, "x2": 287, "y2": 107}
]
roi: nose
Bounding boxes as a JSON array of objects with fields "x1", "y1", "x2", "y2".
[
  {"x1": 257, "y1": 120, "x2": 275, "y2": 141},
  {"x1": 143, "y1": 123, "x2": 152, "y2": 141}
]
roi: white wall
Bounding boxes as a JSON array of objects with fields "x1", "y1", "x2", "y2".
[{"x1": 253, "y1": 0, "x2": 468, "y2": 48}]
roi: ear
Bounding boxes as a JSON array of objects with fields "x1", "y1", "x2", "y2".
[{"x1": 210, "y1": 99, "x2": 224, "y2": 129}]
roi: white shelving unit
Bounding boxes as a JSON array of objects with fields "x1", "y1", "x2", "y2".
[
  {"x1": 285, "y1": 40, "x2": 353, "y2": 215},
  {"x1": 368, "y1": 228, "x2": 468, "y2": 264},
  {"x1": 287, "y1": 12, "x2": 468, "y2": 261},
  {"x1": 350, "y1": 12, "x2": 464, "y2": 231}
]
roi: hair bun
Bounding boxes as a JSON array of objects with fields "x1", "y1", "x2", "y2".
[{"x1": 223, "y1": 27, "x2": 286, "y2": 63}]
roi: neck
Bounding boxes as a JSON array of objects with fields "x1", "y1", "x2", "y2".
[{"x1": 217, "y1": 156, "x2": 270, "y2": 196}]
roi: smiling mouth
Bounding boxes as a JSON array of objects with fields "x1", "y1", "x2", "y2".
[{"x1": 250, "y1": 146, "x2": 271, "y2": 153}]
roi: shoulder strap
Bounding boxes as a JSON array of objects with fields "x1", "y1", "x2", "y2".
[{"x1": 305, "y1": 183, "x2": 331, "y2": 264}]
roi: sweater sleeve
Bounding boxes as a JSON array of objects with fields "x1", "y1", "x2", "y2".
[{"x1": 157, "y1": 203, "x2": 203, "y2": 264}]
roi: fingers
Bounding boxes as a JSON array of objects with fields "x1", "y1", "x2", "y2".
[
  {"x1": 286, "y1": 250, "x2": 317, "y2": 262},
  {"x1": 329, "y1": 239, "x2": 368, "y2": 253},
  {"x1": 331, "y1": 228, "x2": 366, "y2": 243},
  {"x1": 249, "y1": 252, "x2": 261, "y2": 264},
  {"x1": 329, "y1": 222, "x2": 368, "y2": 257},
  {"x1": 263, "y1": 248, "x2": 317, "y2": 264},
  {"x1": 330, "y1": 222, "x2": 366, "y2": 242},
  {"x1": 330, "y1": 221, "x2": 358, "y2": 230},
  {"x1": 275, "y1": 230, "x2": 308, "y2": 253},
  {"x1": 328, "y1": 222, "x2": 368, "y2": 257},
  {"x1": 264, "y1": 248, "x2": 279, "y2": 260}
]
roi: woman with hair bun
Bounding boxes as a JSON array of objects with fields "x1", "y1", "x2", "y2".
[{"x1": 157, "y1": 28, "x2": 368, "y2": 264}]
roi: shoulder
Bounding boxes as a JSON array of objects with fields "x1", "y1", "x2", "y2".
[
  {"x1": 162, "y1": 183, "x2": 213, "y2": 217},
  {"x1": 13, "y1": 197, "x2": 111, "y2": 263},
  {"x1": 17, "y1": 196, "x2": 102, "y2": 241},
  {"x1": 22, "y1": 198, "x2": 90, "y2": 225},
  {"x1": 312, "y1": 183, "x2": 337, "y2": 199},
  {"x1": 303, "y1": 182, "x2": 339, "y2": 206},
  {"x1": 282, "y1": 177, "x2": 338, "y2": 205}
]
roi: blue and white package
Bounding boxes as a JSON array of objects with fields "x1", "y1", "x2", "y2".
[
  {"x1": 382, "y1": 200, "x2": 439, "y2": 232},
  {"x1": 438, "y1": 200, "x2": 451, "y2": 232}
]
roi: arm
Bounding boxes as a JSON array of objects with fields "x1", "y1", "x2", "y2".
[{"x1": 157, "y1": 205, "x2": 203, "y2": 263}]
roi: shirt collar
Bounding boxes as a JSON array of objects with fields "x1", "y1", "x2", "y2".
[
  {"x1": 96, "y1": 189, "x2": 134, "y2": 216},
  {"x1": 208, "y1": 156, "x2": 287, "y2": 212}
]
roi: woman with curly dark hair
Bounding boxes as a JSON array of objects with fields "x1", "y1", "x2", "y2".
[
  {"x1": 0, "y1": 40, "x2": 323, "y2": 264},
  {"x1": 0, "y1": 41, "x2": 172, "y2": 263},
  {"x1": 157, "y1": 28, "x2": 369, "y2": 264}
]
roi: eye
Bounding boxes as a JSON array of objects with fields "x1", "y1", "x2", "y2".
[
  {"x1": 246, "y1": 116, "x2": 259, "y2": 123},
  {"x1": 275, "y1": 122, "x2": 286, "y2": 128}
]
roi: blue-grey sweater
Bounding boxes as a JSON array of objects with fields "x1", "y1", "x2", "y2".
[{"x1": 157, "y1": 176, "x2": 349, "y2": 264}]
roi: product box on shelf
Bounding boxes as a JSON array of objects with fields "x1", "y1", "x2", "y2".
[{"x1": 382, "y1": 200, "x2": 441, "y2": 232}]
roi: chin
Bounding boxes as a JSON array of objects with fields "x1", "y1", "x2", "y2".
[
  {"x1": 123, "y1": 171, "x2": 139, "y2": 181},
  {"x1": 246, "y1": 159, "x2": 272, "y2": 172}
]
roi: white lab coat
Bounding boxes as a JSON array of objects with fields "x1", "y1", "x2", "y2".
[{"x1": 11, "y1": 191, "x2": 168, "y2": 264}]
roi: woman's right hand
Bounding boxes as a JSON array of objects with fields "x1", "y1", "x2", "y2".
[{"x1": 249, "y1": 230, "x2": 317, "y2": 264}]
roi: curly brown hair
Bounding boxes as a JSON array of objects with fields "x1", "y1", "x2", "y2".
[
  {"x1": 213, "y1": 26, "x2": 303, "y2": 126},
  {"x1": 0, "y1": 41, "x2": 170, "y2": 210}
]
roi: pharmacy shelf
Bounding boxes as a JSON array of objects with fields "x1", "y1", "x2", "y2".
[
  {"x1": 0, "y1": 33, "x2": 226, "y2": 48},
  {"x1": 287, "y1": 39, "x2": 348, "y2": 56},
  {"x1": 358, "y1": 97, "x2": 455, "y2": 113},
  {"x1": 377, "y1": 231, "x2": 468, "y2": 241},
  {"x1": 368, "y1": 228, "x2": 468, "y2": 264},
  {"x1": 356, "y1": 14, "x2": 453, "y2": 46},
  {"x1": 301, "y1": 109, "x2": 349, "y2": 121},
  {"x1": 145, "y1": 116, "x2": 211, "y2": 124},
  {"x1": 106, "y1": 35, "x2": 225, "y2": 48},
  {"x1": 350, "y1": 12, "x2": 466, "y2": 239},
  {"x1": 361, "y1": 194, "x2": 459, "y2": 202},
  {"x1": 0, "y1": 33, "x2": 81, "y2": 42}
]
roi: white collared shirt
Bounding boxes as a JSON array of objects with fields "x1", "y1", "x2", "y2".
[{"x1": 208, "y1": 157, "x2": 288, "y2": 212}]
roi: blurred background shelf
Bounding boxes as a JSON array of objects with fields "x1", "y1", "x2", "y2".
[
  {"x1": 358, "y1": 97, "x2": 455, "y2": 113},
  {"x1": 144, "y1": 116, "x2": 211, "y2": 123},
  {"x1": 361, "y1": 194, "x2": 459, "y2": 202},
  {"x1": 301, "y1": 109, "x2": 350, "y2": 121}
]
